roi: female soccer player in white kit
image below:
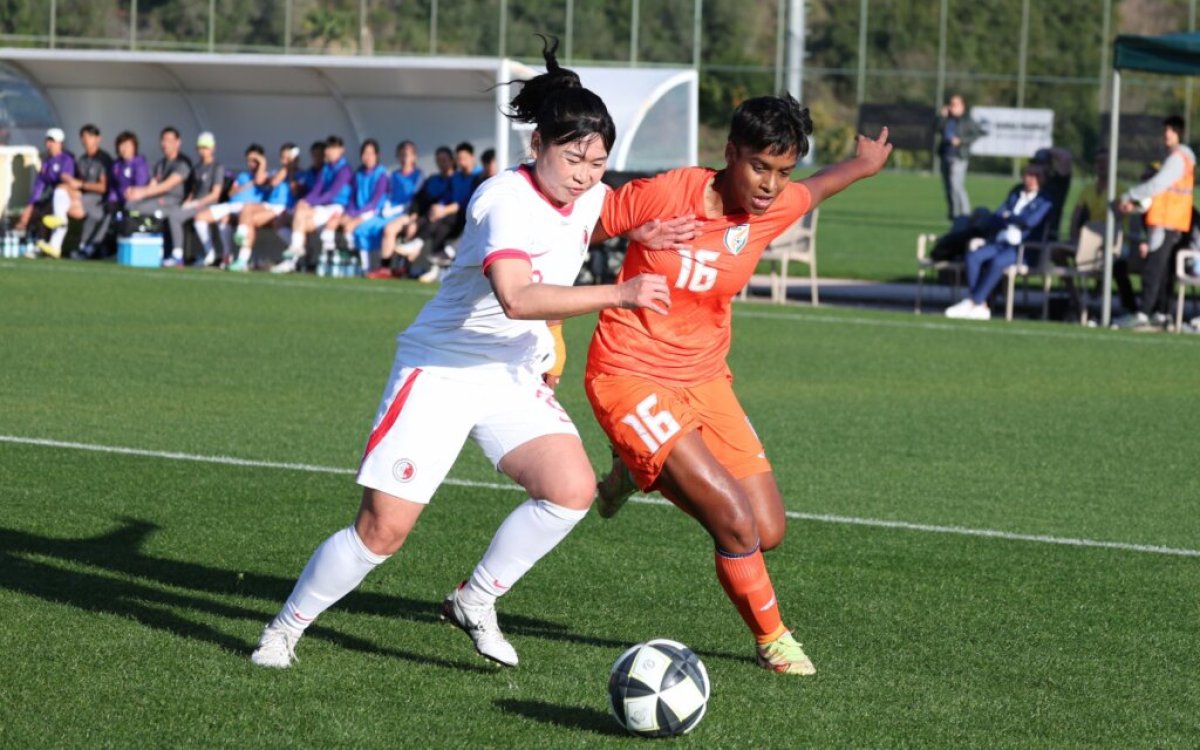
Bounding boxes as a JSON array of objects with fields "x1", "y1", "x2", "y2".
[{"x1": 251, "y1": 41, "x2": 671, "y2": 668}]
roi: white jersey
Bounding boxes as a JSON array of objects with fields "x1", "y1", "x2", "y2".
[{"x1": 395, "y1": 164, "x2": 607, "y2": 378}]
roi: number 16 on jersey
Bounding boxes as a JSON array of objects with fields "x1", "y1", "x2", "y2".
[{"x1": 620, "y1": 394, "x2": 682, "y2": 453}]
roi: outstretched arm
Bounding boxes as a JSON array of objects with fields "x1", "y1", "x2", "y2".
[{"x1": 800, "y1": 127, "x2": 892, "y2": 207}]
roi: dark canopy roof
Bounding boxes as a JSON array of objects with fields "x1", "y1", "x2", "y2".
[{"x1": 1114, "y1": 32, "x2": 1200, "y2": 75}]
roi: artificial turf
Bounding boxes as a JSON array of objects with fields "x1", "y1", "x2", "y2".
[{"x1": 1, "y1": 259, "x2": 1197, "y2": 748}]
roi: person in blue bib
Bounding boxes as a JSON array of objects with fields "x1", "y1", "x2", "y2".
[
  {"x1": 361, "y1": 141, "x2": 424, "y2": 277},
  {"x1": 273, "y1": 134, "x2": 352, "y2": 273},
  {"x1": 329, "y1": 139, "x2": 390, "y2": 269}
]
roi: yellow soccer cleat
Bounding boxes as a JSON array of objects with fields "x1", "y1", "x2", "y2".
[
  {"x1": 41, "y1": 214, "x2": 65, "y2": 230},
  {"x1": 35, "y1": 240, "x2": 61, "y2": 258},
  {"x1": 756, "y1": 630, "x2": 816, "y2": 676}
]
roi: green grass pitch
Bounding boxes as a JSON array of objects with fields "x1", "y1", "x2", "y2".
[{"x1": 1, "y1": 257, "x2": 1198, "y2": 748}]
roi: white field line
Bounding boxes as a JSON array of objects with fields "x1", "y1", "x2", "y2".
[{"x1": 3, "y1": 434, "x2": 1197, "y2": 559}]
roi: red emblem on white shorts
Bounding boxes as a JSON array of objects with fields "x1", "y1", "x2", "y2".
[{"x1": 392, "y1": 459, "x2": 417, "y2": 483}]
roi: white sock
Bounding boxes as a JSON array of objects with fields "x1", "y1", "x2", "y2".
[
  {"x1": 194, "y1": 221, "x2": 213, "y2": 254},
  {"x1": 345, "y1": 231, "x2": 357, "y2": 251},
  {"x1": 359, "y1": 250, "x2": 370, "y2": 269},
  {"x1": 217, "y1": 223, "x2": 233, "y2": 256},
  {"x1": 237, "y1": 246, "x2": 252, "y2": 262},
  {"x1": 459, "y1": 499, "x2": 588, "y2": 607},
  {"x1": 274, "y1": 525, "x2": 389, "y2": 633},
  {"x1": 50, "y1": 187, "x2": 70, "y2": 250},
  {"x1": 319, "y1": 228, "x2": 336, "y2": 252},
  {"x1": 171, "y1": 247, "x2": 184, "y2": 261}
]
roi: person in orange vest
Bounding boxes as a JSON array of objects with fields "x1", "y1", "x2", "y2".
[{"x1": 1115, "y1": 115, "x2": 1195, "y2": 329}]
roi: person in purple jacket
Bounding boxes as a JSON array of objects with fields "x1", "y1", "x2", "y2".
[
  {"x1": 14, "y1": 127, "x2": 76, "y2": 258},
  {"x1": 273, "y1": 134, "x2": 352, "y2": 273},
  {"x1": 107, "y1": 131, "x2": 151, "y2": 211},
  {"x1": 329, "y1": 138, "x2": 389, "y2": 267}
]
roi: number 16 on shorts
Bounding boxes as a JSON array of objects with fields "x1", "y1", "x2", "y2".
[{"x1": 620, "y1": 394, "x2": 682, "y2": 453}]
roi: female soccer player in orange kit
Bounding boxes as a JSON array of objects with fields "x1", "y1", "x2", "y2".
[{"x1": 586, "y1": 95, "x2": 891, "y2": 675}]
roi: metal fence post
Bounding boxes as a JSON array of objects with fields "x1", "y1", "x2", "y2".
[
  {"x1": 49, "y1": 0, "x2": 57, "y2": 49},
  {"x1": 855, "y1": 0, "x2": 867, "y2": 105},
  {"x1": 565, "y1": 0, "x2": 574, "y2": 64},
  {"x1": 692, "y1": 0, "x2": 702, "y2": 69},
  {"x1": 630, "y1": 0, "x2": 639, "y2": 65},
  {"x1": 130, "y1": 0, "x2": 138, "y2": 50},
  {"x1": 209, "y1": 0, "x2": 216, "y2": 52},
  {"x1": 430, "y1": 0, "x2": 438, "y2": 55},
  {"x1": 498, "y1": 0, "x2": 507, "y2": 58}
]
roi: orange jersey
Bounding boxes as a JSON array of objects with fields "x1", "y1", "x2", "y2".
[{"x1": 587, "y1": 167, "x2": 812, "y2": 387}]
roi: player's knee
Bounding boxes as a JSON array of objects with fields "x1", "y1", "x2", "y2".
[
  {"x1": 758, "y1": 517, "x2": 786, "y2": 552},
  {"x1": 712, "y1": 509, "x2": 759, "y2": 553},
  {"x1": 542, "y1": 473, "x2": 596, "y2": 511}
]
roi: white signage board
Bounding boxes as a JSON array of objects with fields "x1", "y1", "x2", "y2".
[{"x1": 969, "y1": 107, "x2": 1055, "y2": 157}]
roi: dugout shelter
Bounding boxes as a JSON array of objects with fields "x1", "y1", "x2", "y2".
[{"x1": 0, "y1": 48, "x2": 697, "y2": 194}]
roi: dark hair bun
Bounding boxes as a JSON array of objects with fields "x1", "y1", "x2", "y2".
[{"x1": 503, "y1": 35, "x2": 616, "y2": 153}]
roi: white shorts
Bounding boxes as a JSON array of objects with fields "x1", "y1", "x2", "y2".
[
  {"x1": 356, "y1": 362, "x2": 578, "y2": 504},
  {"x1": 312, "y1": 203, "x2": 344, "y2": 228},
  {"x1": 207, "y1": 202, "x2": 245, "y2": 222},
  {"x1": 265, "y1": 203, "x2": 287, "y2": 217}
]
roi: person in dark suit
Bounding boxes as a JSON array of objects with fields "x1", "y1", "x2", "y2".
[{"x1": 945, "y1": 164, "x2": 1053, "y2": 320}]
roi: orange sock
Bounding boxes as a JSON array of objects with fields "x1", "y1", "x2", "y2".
[{"x1": 714, "y1": 545, "x2": 787, "y2": 645}]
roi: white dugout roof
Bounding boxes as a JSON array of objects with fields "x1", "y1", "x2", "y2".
[{"x1": 0, "y1": 48, "x2": 697, "y2": 174}]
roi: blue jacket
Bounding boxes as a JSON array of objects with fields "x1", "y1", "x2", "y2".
[{"x1": 987, "y1": 187, "x2": 1054, "y2": 245}]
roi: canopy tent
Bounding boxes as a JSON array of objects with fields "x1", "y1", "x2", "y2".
[
  {"x1": 1102, "y1": 32, "x2": 1200, "y2": 325},
  {"x1": 0, "y1": 48, "x2": 696, "y2": 181}
]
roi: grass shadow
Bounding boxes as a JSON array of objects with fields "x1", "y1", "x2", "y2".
[
  {"x1": 0, "y1": 518, "x2": 545, "y2": 673},
  {"x1": 494, "y1": 698, "x2": 625, "y2": 737}
]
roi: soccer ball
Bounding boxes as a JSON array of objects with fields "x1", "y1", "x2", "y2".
[{"x1": 607, "y1": 639, "x2": 710, "y2": 738}]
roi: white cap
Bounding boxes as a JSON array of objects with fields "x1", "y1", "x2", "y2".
[{"x1": 45, "y1": 127, "x2": 65, "y2": 143}]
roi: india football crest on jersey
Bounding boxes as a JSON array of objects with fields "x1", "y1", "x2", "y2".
[{"x1": 724, "y1": 224, "x2": 750, "y2": 255}]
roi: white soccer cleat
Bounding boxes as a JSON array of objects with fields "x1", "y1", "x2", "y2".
[
  {"x1": 440, "y1": 585, "x2": 518, "y2": 667},
  {"x1": 250, "y1": 621, "x2": 301, "y2": 668}
]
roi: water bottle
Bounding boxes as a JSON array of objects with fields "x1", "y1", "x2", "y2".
[{"x1": 317, "y1": 250, "x2": 331, "y2": 277}]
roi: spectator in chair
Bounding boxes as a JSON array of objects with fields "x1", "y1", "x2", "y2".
[
  {"x1": 13, "y1": 127, "x2": 75, "y2": 259},
  {"x1": 192, "y1": 143, "x2": 269, "y2": 270},
  {"x1": 362, "y1": 140, "x2": 423, "y2": 278},
  {"x1": 934, "y1": 94, "x2": 983, "y2": 221},
  {"x1": 231, "y1": 142, "x2": 299, "y2": 272},
  {"x1": 65, "y1": 124, "x2": 113, "y2": 260},
  {"x1": 1072, "y1": 150, "x2": 1140, "y2": 315},
  {"x1": 945, "y1": 164, "x2": 1052, "y2": 320},
  {"x1": 329, "y1": 138, "x2": 389, "y2": 268},
  {"x1": 125, "y1": 126, "x2": 193, "y2": 264},
  {"x1": 389, "y1": 145, "x2": 455, "y2": 279},
  {"x1": 273, "y1": 134, "x2": 352, "y2": 273},
  {"x1": 163, "y1": 131, "x2": 226, "y2": 267},
  {"x1": 398, "y1": 141, "x2": 478, "y2": 283},
  {"x1": 1113, "y1": 115, "x2": 1196, "y2": 330}
]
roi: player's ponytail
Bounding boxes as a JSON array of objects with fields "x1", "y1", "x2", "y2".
[
  {"x1": 506, "y1": 35, "x2": 616, "y2": 153},
  {"x1": 728, "y1": 93, "x2": 813, "y2": 159}
]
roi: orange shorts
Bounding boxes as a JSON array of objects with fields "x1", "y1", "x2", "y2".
[{"x1": 584, "y1": 371, "x2": 770, "y2": 491}]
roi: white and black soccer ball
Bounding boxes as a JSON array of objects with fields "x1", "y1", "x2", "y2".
[{"x1": 607, "y1": 638, "x2": 710, "y2": 738}]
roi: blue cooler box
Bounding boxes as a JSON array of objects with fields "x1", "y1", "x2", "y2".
[{"x1": 117, "y1": 234, "x2": 163, "y2": 268}]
